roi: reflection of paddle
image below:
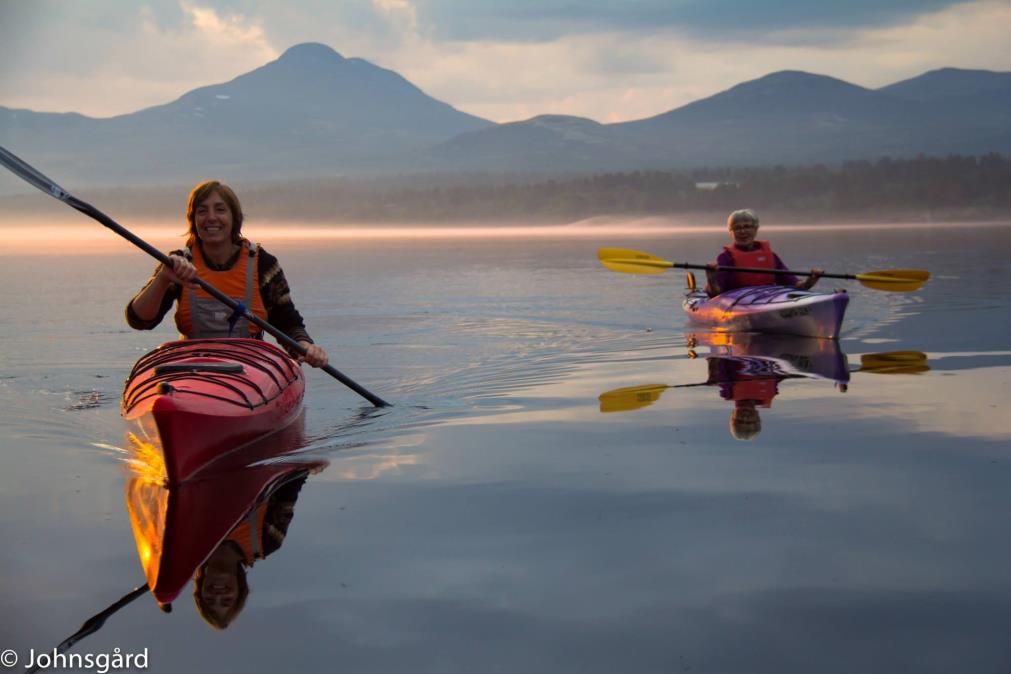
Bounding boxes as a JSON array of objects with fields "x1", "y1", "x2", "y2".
[
  {"x1": 603, "y1": 351, "x2": 928, "y2": 411},
  {"x1": 598, "y1": 247, "x2": 929, "y2": 292},
  {"x1": 857, "y1": 351, "x2": 929, "y2": 374},
  {"x1": 599, "y1": 383, "x2": 709, "y2": 413},
  {"x1": 26, "y1": 585, "x2": 149, "y2": 674},
  {"x1": 0, "y1": 145, "x2": 389, "y2": 407}
]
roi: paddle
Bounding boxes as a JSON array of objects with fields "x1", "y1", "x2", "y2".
[
  {"x1": 857, "y1": 350, "x2": 930, "y2": 374},
  {"x1": 0, "y1": 145, "x2": 389, "y2": 407},
  {"x1": 599, "y1": 382, "x2": 708, "y2": 413},
  {"x1": 26, "y1": 584, "x2": 150, "y2": 674},
  {"x1": 598, "y1": 247, "x2": 929, "y2": 292},
  {"x1": 601, "y1": 350, "x2": 929, "y2": 411}
]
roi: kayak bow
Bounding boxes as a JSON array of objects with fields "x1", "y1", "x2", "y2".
[{"x1": 122, "y1": 338, "x2": 305, "y2": 484}]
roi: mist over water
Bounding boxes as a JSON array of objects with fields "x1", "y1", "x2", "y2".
[{"x1": 1, "y1": 222, "x2": 1009, "y2": 673}]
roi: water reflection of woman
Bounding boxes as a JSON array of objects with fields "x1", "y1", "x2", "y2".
[
  {"x1": 194, "y1": 473, "x2": 309, "y2": 629},
  {"x1": 708, "y1": 357, "x2": 779, "y2": 441},
  {"x1": 729, "y1": 403, "x2": 763, "y2": 440}
]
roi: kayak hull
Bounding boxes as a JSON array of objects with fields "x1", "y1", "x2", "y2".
[
  {"x1": 122, "y1": 338, "x2": 305, "y2": 484},
  {"x1": 682, "y1": 285, "x2": 849, "y2": 339}
]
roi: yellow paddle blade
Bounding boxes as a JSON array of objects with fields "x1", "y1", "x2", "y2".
[
  {"x1": 598, "y1": 248, "x2": 674, "y2": 275},
  {"x1": 598, "y1": 384, "x2": 669, "y2": 413},
  {"x1": 855, "y1": 269, "x2": 930, "y2": 292},
  {"x1": 859, "y1": 351, "x2": 930, "y2": 375}
]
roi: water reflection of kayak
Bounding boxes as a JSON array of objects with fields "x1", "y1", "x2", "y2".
[
  {"x1": 687, "y1": 331, "x2": 850, "y2": 385},
  {"x1": 121, "y1": 338, "x2": 305, "y2": 484},
  {"x1": 599, "y1": 333, "x2": 849, "y2": 415},
  {"x1": 683, "y1": 284, "x2": 849, "y2": 339},
  {"x1": 124, "y1": 414, "x2": 325, "y2": 609}
]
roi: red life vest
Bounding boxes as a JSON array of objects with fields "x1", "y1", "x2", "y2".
[
  {"x1": 723, "y1": 240, "x2": 778, "y2": 287},
  {"x1": 728, "y1": 379, "x2": 777, "y2": 407}
]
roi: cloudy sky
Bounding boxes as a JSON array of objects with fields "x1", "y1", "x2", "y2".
[{"x1": 2, "y1": 0, "x2": 1010, "y2": 123}]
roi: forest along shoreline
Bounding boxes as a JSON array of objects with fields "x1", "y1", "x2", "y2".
[{"x1": 1, "y1": 154, "x2": 1009, "y2": 226}]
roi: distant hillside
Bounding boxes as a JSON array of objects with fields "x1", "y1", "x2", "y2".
[
  {"x1": 418, "y1": 115, "x2": 650, "y2": 172},
  {"x1": 0, "y1": 43, "x2": 491, "y2": 190},
  {"x1": 878, "y1": 67, "x2": 1011, "y2": 101},
  {"x1": 612, "y1": 71, "x2": 907, "y2": 164},
  {"x1": 1, "y1": 45, "x2": 1009, "y2": 192},
  {"x1": 411, "y1": 69, "x2": 1011, "y2": 172}
]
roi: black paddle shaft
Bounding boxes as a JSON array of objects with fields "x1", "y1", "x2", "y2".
[
  {"x1": 0, "y1": 145, "x2": 390, "y2": 407},
  {"x1": 26, "y1": 584, "x2": 149, "y2": 674},
  {"x1": 675, "y1": 261, "x2": 855, "y2": 280}
]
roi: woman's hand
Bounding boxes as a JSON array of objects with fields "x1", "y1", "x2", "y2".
[
  {"x1": 798, "y1": 268, "x2": 824, "y2": 290},
  {"x1": 704, "y1": 262, "x2": 720, "y2": 297},
  {"x1": 157, "y1": 254, "x2": 199, "y2": 287},
  {"x1": 297, "y1": 341, "x2": 328, "y2": 368},
  {"x1": 129, "y1": 254, "x2": 197, "y2": 322}
]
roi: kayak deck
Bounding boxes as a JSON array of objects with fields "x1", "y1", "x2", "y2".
[{"x1": 122, "y1": 339, "x2": 305, "y2": 484}]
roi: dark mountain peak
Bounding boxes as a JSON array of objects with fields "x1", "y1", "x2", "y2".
[
  {"x1": 880, "y1": 67, "x2": 1011, "y2": 101},
  {"x1": 254, "y1": 43, "x2": 423, "y2": 95},
  {"x1": 521, "y1": 114, "x2": 604, "y2": 128},
  {"x1": 277, "y1": 42, "x2": 346, "y2": 64},
  {"x1": 756, "y1": 70, "x2": 832, "y2": 82},
  {"x1": 924, "y1": 66, "x2": 994, "y2": 76},
  {"x1": 621, "y1": 68, "x2": 894, "y2": 133},
  {"x1": 910, "y1": 66, "x2": 1004, "y2": 80},
  {"x1": 727, "y1": 70, "x2": 870, "y2": 97}
]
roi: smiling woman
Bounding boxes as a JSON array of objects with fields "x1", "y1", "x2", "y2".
[{"x1": 125, "y1": 180, "x2": 329, "y2": 368}]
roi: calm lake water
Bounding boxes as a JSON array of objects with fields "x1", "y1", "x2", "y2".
[{"x1": 1, "y1": 221, "x2": 1009, "y2": 674}]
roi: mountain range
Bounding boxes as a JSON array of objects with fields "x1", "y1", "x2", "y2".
[{"x1": 1, "y1": 42, "x2": 1009, "y2": 192}]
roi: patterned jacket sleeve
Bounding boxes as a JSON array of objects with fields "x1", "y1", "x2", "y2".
[
  {"x1": 125, "y1": 251, "x2": 186, "y2": 330},
  {"x1": 257, "y1": 248, "x2": 314, "y2": 349}
]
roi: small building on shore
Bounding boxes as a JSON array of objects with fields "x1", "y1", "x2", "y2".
[{"x1": 695, "y1": 181, "x2": 740, "y2": 191}]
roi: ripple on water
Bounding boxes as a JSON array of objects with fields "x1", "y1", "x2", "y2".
[{"x1": 65, "y1": 389, "x2": 116, "y2": 411}]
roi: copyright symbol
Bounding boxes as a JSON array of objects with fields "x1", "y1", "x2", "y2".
[{"x1": 0, "y1": 650, "x2": 17, "y2": 667}]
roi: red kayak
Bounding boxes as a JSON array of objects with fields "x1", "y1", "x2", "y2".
[{"x1": 122, "y1": 338, "x2": 305, "y2": 484}]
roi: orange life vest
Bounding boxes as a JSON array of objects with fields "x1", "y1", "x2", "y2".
[
  {"x1": 226, "y1": 503, "x2": 269, "y2": 565},
  {"x1": 175, "y1": 239, "x2": 268, "y2": 339},
  {"x1": 722, "y1": 240, "x2": 778, "y2": 287}
]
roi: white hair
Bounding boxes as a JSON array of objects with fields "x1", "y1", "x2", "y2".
[{"x1": 727, "y1": 209, "x2": 759, "y2": 227}]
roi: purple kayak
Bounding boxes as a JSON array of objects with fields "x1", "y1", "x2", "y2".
[{"x1": 683, "y1": 285, "x2": 849, "y2": 339}]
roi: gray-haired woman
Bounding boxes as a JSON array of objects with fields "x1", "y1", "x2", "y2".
[{"x1": 704, "y1": 209, "x2": 823, "y2": 297}]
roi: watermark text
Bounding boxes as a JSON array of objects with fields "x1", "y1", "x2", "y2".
[{"x1": 1, "y1": 648, "x2": 148, "y2": 672}]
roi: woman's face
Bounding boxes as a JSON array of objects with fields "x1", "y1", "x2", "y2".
[
  {"x1": 201, "y1": 567, "x2": 240, "y2": 611},
  {"x1": 728, "y1": 218, "x2": 758, "y2": 246},
  {"x1": 199, "y1": 550, "x2": 243, "y2": 621},
  {"x1": 194, "y1": 191, "x2": 234, "y2": 245}
]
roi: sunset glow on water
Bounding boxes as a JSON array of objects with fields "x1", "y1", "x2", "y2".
[{"x1": 5, "y1": 218, "x2": 1009, "y2": 254}]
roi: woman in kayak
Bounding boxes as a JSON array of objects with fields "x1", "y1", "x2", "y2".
[
  {"x1": 126, "y1": 180, "x2": 328, "y2": 367},
  {"x1": 705, "y1": 209, "x2": 823, "y2": 297}
]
